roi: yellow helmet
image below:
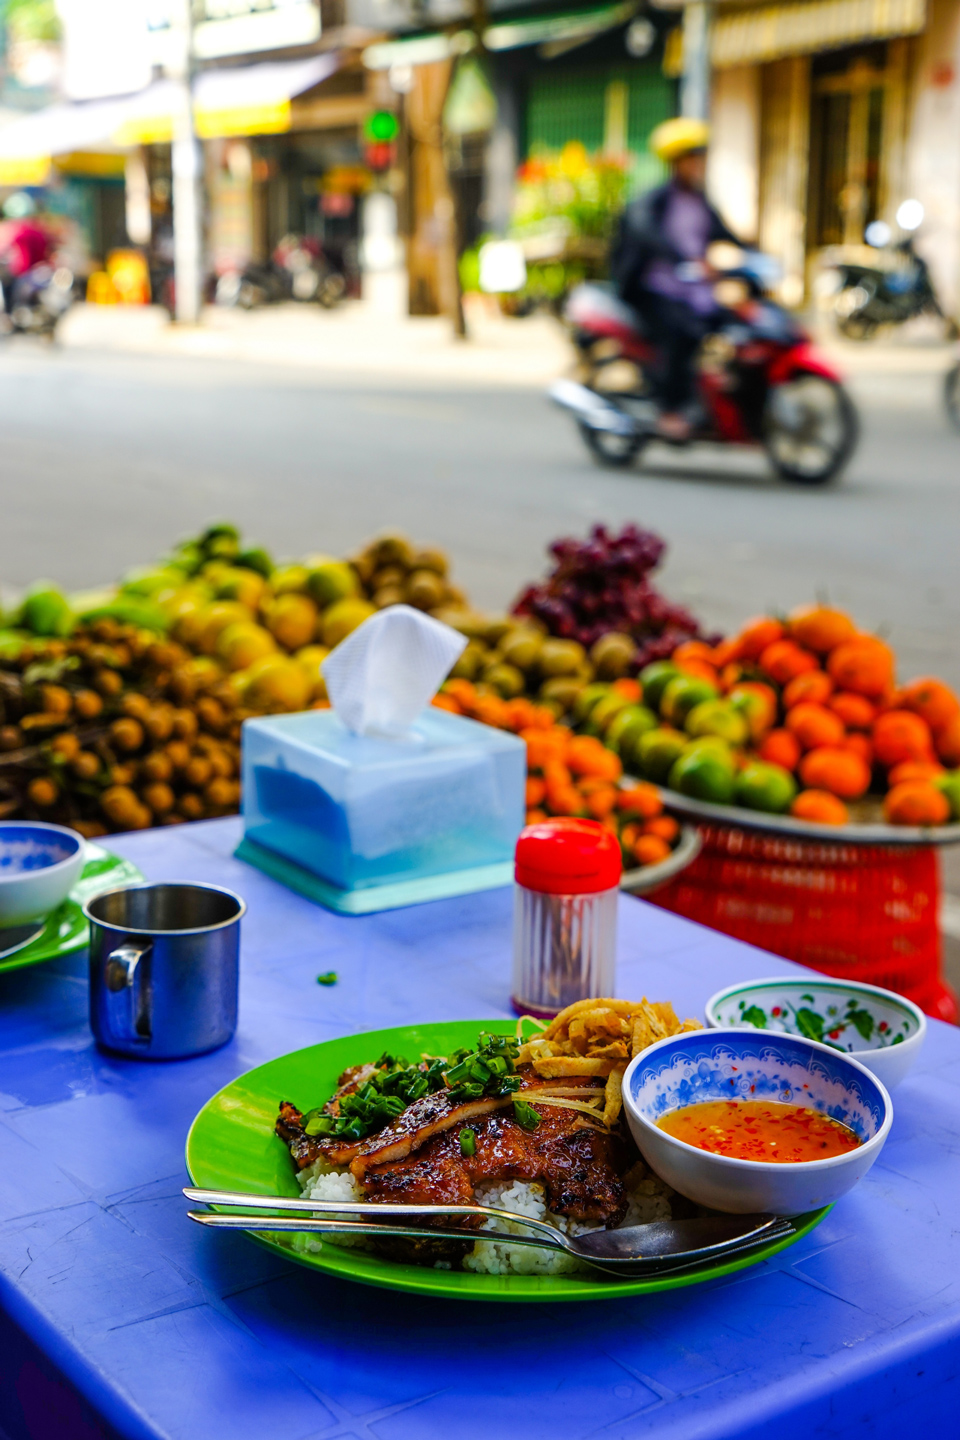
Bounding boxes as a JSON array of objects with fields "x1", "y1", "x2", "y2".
[{"x1": 649, "y1": 117, "x2": 711, "y2": 162}]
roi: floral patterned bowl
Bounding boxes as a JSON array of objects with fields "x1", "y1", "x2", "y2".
[
  {"x1": 705, "y1": 978, "x2": 925, "y2": 1091},
  {"x1": 622, "y1": 1028, "x2": 892, "y2": 1215}
]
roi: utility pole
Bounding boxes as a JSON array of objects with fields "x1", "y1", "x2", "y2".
[
  {"x1": 680, "y1": 1, "x2": 713, "y2": 120},
  {"x1": 169, "y1": 0, "x2": 203, "y2": 324}
]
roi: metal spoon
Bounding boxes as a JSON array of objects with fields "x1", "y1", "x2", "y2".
[{"x1": 183, "y1": 1187, "x2": 793, "y2": 1279}]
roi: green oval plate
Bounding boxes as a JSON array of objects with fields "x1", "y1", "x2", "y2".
[
  {"x1": 185, "y1": 1020, "x2": 829, "y2": 1302},
  {"x1": 0, "y1": 842, "x2": 144, "y2": 975}
]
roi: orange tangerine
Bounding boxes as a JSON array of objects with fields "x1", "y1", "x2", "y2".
[
  {"x1": 883, "y1": 781, "x2": 950, "y2": 827},
  {"x1": 872, "y1": 710, "x2": 934, "y2": 768},
  {"x1": 888, "y1": 759, "x2": 945, "y2": 785},
  {"x1": 617, "y1": 783, "x2": 663, "y2": 819},
  {"x1": 632, "y1": 834, "x2": 672, "y2": 866},
  {"x1": 643, "y1": 815, "x2": 679, "y2": 843},
  {"x1": 759, "y1": 639, "x2": 819, "y2": 686},
  {"x1": 758, "y1": 728, "x2": 802, "y2": 772},
  {"x1": 828, "y1": 691, "x2": 876, "y2": 730},
  {"x1": 799, "y1": 746, "x2": 870, "y2": 799},
  {"x1": 827, "y1": 637, "x2": 895, "y2": 698},
  {"x1": 899, "y1": 677, "x2": 960, "y2": 734},
  {"x1": 787, "y1": 605, "x2": 857, "y2": 654},
  {"x1": 785, "y1": 703, "x2": 845, "y2": 751},
  {"x1": 936, "y1": 714, "x2": 960, "y2": 767},
  {"x1": 736, "y1": 617, "x2": 784, "y2": 661},
  {"x1": 791, "y1": 790, "x2": 849, "y2": 825},
  {"x1": 783, "y1": 670, "x2": 834, "y2": 709}
]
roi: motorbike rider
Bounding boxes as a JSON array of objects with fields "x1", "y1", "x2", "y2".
[
  {"x1": 0, "y1": 193, "x2": 54, "y2": 313},
  {"x1": 610, "y1": 118, "x2": 746, "y2": 442}
]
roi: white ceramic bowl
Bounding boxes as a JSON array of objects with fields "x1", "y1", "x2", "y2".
[
  {"x1": 0, "y1": 822, "x2": 86, "y2": 927},
  {"x1": 622, "y1": 1028, "x2": 892, "y2": 1216},
  {"x1": 705, "y1": 977, "x2": 925, "y2": 1090}
]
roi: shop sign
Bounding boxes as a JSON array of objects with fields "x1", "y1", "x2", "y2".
[{"x1": 193, "y1": 0, "x2": 321, "y2": 60}]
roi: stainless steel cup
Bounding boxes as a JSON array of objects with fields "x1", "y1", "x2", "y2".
[{"x1": 84, "y1": 882, "x2": 245, "y2": 1059}]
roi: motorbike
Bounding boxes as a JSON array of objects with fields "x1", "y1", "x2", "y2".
[
  {"x1": 945, "y1": 349, "x2": 960, "y2": 434},
  {"x1": 826, "y1": 203, "x2": 955, "y2": 341},
  {"x1": 551, "y1": 255, "x2": 858, "y2": 485},
  {"x1": 0, "y1": 262, "x2": 76, "y2": 339},
  {"x1": 215, "y1": 235, "x2": 346, "y2": 311}
]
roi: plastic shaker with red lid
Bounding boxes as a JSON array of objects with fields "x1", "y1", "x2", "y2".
[{"x1": 512, "y1": 817, "x2": 622, "y2": 1017}]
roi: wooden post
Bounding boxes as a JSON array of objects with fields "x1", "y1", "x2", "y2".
[{"x1": 405, "y1": 60, "x2": 465, "y2": 334}]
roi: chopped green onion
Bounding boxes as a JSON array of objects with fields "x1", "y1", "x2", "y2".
[
  {"x1": 513, "y1": 1098, "x2": 541, "y2": 1132},
  {"x1": 316, "y1": 971, "x2": 338, "y2": 986},
  {"x1": 459, "y1": 1128, "x2": 476, "y2": 1157}
]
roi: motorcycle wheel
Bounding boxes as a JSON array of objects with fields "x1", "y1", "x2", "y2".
[
  {"x1": 836, "y1": 311, "x2": 879, "y2": 341},
  {"x1": 763, "y1": 371, "x2": 859, "y2": 485},
  {"x1": 945, "y1": 364, "x2": 960, "y2": 434},
  {"x1": 578, "y1": 422, "x2": 646, "y2": 469},
  {"x1": 316, "y1": 273, "x2": 347, "y2": 308}
]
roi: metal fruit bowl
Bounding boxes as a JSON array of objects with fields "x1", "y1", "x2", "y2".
[{"x1": 653, "y1": 789, "x2": 960, "y2": 848}]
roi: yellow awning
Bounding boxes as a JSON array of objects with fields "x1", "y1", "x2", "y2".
[
  {"x1": 712, "y1": 0, "x2": 927, "y2": 67},
  {"x1": 0, "y1": 54, "x2": 342, "y2": 174}
]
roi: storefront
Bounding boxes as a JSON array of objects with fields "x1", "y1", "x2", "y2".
[
  {"x1": 708, "y1": 0, "x2": 960, "y2": 310},
  {"x1": 0, "y1": 49, "x2": 375, "y2": 294}
]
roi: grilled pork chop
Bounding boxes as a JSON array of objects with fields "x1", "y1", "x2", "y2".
[{"x1": 362, "y1": 1104, "x2": 631, "y2": 1225}]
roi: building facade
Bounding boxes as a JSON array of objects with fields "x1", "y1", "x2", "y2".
[{"x1": 708, "y1": 0, "x2": 960, "y2": 311}]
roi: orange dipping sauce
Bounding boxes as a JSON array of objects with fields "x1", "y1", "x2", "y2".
[{"x1": 657, "y1": 1099, "x2": 861, "y2": 1163}]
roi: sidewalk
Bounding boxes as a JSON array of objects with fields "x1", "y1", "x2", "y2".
[
  {"x1": 57, "y1": 288, "x2": 572, "y2": 389},
  {"x1": 57, "y1": 288, "x2": 954, "y2": 388}
]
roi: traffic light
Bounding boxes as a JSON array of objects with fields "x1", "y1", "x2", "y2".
[
  {"x1": 364, "y1": 111, "x2": 400, "y2": 144},
  {"x1": 363, "y1": 111, "x2": 399, "y2": 171}
]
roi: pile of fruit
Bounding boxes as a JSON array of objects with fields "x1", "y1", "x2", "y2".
[
  {"x1": 577, "y1": 605, "x2": 960, "y2": 827},
  {"x1": 0, "y1": 621, "x2": 245, "y2": 836},
  {"x1": 511, "y1": 523, "x2": 705, "y2": 660},
  {"x1": 0, "y1": 525, "x2": 469, "y2": 835},
  {"x1": 434, "y1": 679, "x2": 683, "y2": 872}
]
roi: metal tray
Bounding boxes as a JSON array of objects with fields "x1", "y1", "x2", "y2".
[{"x1": 652, "y1": 789, "x2": 960, "y2": 848}]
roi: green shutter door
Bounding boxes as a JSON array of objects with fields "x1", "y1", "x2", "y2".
[{"x1": 526, "y1": 59, "x2": 673, "y2": 187}]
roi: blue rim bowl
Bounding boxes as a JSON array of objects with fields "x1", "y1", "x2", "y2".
[
  {"x1": 622, "y1": 1027, "x2": 893, "y2": 1216},
  {"x1": 0, "y1": 822, "x2": 86, "y2": 927}
]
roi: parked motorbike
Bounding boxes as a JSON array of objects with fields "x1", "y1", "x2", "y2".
[
  {"x1": 945, "y1": 350, "x2": 960, "y2": 434},
  {"x1": 272, "y1": 234, "x2": 346, "y2": 308},
  {"x1": 0, "y1": 263, "x2": 76, "y2": 338},
  {"x1": 551, "y1": 255, "x2": 858, "y2": 485},
  {"x1": 826, "y1": 202, "x2": 955, "y2": 341},
  {"x1": 215, "y1": 235, "x2": 346, "y2": 311}
]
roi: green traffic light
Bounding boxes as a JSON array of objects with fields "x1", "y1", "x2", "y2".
[{"x1": 365, "y1": 110, "x2": 400, "y2": 143}]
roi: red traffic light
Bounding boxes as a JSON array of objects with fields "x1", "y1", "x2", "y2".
[{"x1": 364, "y1": 141, "x2": 395, "y2": 172}]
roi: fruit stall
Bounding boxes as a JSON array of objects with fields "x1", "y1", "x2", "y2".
[{"x1": 1, "y1": 521, "x2": 958, "y2": 1018}]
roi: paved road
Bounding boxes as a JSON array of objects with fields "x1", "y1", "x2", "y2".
[
  {"x1": 1, "y1": 338, "x2": 957, "y2": 687},
  {"x1": 1, "y1": 334, "x2": 958, "y2": 976}
]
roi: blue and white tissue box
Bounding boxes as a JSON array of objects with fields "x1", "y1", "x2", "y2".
[{"x1": 237, "y1": 706, "x2": 526, "y2": 913}]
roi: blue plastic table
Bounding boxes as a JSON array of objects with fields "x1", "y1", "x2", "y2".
[{"x1": 1, "y1": 817, "x2": 958, "y2": 1440}]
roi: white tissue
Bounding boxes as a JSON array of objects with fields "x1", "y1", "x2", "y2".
[{"x1": 321, "y1": 604, "x2": 467, "y2": 736}]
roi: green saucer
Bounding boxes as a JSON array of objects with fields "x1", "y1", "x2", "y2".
[{"x1": 0, "y1": 842, "x2": 144, "y2": 975}]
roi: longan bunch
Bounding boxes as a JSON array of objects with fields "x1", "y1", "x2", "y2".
[{"x1": 0, "y1": 618, "x2": 245, "y2": 836}]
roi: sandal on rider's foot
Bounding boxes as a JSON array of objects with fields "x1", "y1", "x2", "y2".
[{"x1": 655, "y1": 412, "x2": 692, "y2": 443}]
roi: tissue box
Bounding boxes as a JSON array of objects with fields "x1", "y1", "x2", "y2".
[{"x1": 236, "y1": 707, "x2": 526, "y2": 913}]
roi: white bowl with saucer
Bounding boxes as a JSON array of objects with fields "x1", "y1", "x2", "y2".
[
  {"x1": 622, "y1": 1027, "x2": 892, "y2": 1216},
  {"x1": 0, "y1": 822, "x2": 86, "y2": 928},
  {"x1": 705, "y1": 977, "x2": 925, "y2": 1090}
]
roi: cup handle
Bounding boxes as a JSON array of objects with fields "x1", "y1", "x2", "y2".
[{"x1": 104, "y1": 942, "x2": 152, "y2": 1041}]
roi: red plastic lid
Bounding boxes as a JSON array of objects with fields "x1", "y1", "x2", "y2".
[{"x1": 515, "y1": 817, "x2": 622, "y2": 895}]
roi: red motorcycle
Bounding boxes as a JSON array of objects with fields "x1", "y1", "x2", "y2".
[{"x1": 551, "y1": 259, "x2": 858, "y2": 485}]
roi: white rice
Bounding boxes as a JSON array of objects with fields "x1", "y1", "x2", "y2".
[{"x1": 286, "y1": 1157, "x2": 675, "y2": 1276}]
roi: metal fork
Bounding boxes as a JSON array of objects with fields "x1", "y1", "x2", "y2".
[{"x1": 183, "y1": 1186, "x2": 794, "y2": 1279}]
